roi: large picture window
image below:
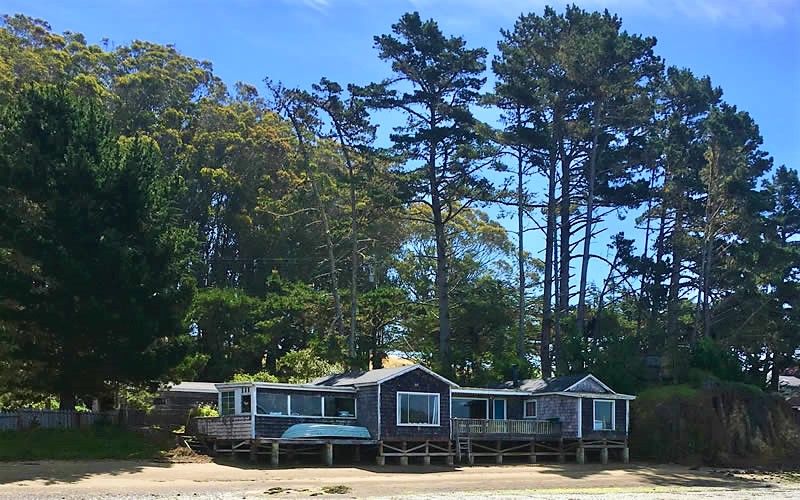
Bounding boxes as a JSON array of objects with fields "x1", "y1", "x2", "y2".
[
  {"x1": 397, "y1": 392, "x2": 440, "y2": 426},
  {"x1": 220, "y1": 391, "x2": 235, "y2": 416},
  {"x1": 290, "y1": 394, "x2": 323, "y2": 416},
  {"x1": 324, "y1": 396, "x2": 356, "y2": 418},
  {"x1": 593, "y1": 400, "x2": 615, "y2": 430},
  {"x1": 452, "y1": 398, "x2": 488, "y2": 419},
  {"x1": 257, "y1": 390, "x2": 288, "y2": 415}
]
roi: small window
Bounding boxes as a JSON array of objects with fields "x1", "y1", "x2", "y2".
[
  {"x1": 240, "y1": 393, "x2": 251, "y2": 414},
  {"x1": 324, "y1": 397, "x2": 356, "y2": 418},
  {"x1": 593, "y1": 400, "x2": 615, "y2": 430},
  {"x1": 256, "y1": 390, "x2": 288, "y2": 415},
  {"x1": 290, "y1": 394, "x2": 322, "y2": 416},
  {"x1": 220, "y1": 391, "x2": 235, "y2": 416},
  {"x1": 493, "y1": 399, "x2": 506, "y2": 420},
  {"x1": 397, "y1": 392, "x2": 439, "y2": 426},
  {"x1": 524, "y1": 399, "x2": 537, "y2": 418}
]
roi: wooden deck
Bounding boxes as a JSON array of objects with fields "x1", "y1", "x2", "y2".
[{"x1": 451, "y1": 418, "x2": 562, "y2": 439}]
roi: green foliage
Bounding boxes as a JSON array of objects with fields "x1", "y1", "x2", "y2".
[
  {"x1": 0, "y1": 428, "x2": 164, "y2": 460},
  {"x1": 229, "y1": 371, "x2": 279, "y2": 383},
  {"x1": 276, "y1": 349, "x2": 344, "y2": 383}
]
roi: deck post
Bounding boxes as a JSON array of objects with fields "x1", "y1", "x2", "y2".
[
  {"x1": 495, "y1": 440, "x2": 503, "y2": 464},
  {"x1": 323, "y1": 442, "x2": 334, "y2": 466},
  {"x1": 423, "y1": 441, "x2": 431, "y2": 465},
  {"x1": 558, "y1": 438, "x2": 565, "y2": 463},
  {"x1": 353, "y1": 444, "x2": 361, "y2": 463},
  {"x1": 622, "y1": 446, "x2": 630, "y2": 464},
  {"x1": 376, "y1": 442, "x2": 385, "y2": 466},
  {"x1": 249, "y1": 439, "x2": 257, "y2": 463},
  {"x1": 528, "y1": 441, "x2": 536, "y2": 464},
  {"x1": 468, "y1": 439, "x2": 474, "y2": 466},
  {"x1": 446, "y1": 441, "x2": 454, "y2": 466},
  {"x1": 601, "y1": 440, "x2": 609, "y2": 465},
  {"x1": 399, "y1": 441, "x2": 409, "y2": 466},
  {"x1": 270, "y1": 441, "x2": 280, "y2": 466},
  {"x1": 576, "y1": 440, "x2": 585, "y2": 465}
]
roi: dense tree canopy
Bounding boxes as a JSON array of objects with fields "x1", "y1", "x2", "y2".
[{"x1": 0, "y1": 8, "x2": 796, "y2": 408}]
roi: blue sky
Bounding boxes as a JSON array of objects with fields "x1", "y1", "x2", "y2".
[{"x1": 4, "y1": 0, "x2": 799, "y2": 284}]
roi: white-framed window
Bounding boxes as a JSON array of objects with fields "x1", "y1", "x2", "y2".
[
  {"x1": 397, "y1": 392, "x2": 440, "y2": 426},
  {"x1": 324, "y1": 396, "x2": 356, "y2": 418},
  {"x1": 452, "y1": 397, "x2": 488, "y2": 419},
  {"x1": 220, "y1": 391, "x2": 235, "y2": 416},
  {"x1": 593, "y1": 399, "x2": 615, "y2": 431},
  {"x1": 523, "y1": 399, "x2": 537, "y2": 419},
  {"x1": 257, "y1": 391, "x2": 288, "y2": 416},
  {"x1": 290, "y1": 394, "x2": 323, "y2": 416},
  {"x1": 492, "y1": 399, "x2": 507, "y2": 420},
  {"x1": 253, "y1": 389, "x2": 357, "y2": 418}
]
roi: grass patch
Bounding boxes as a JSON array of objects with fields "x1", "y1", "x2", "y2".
[
  {"x1": 0, "y1": 427, "x2": 165, "y2": 460},
  {"x1": 321, "y1": 485, "x2": 352, "y2": 494}
]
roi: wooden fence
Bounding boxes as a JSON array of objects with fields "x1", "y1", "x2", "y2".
[
  {"x1": 451, "y1": 418, "x2": 562, "y2": 439},
  {"x1": 0, "y1": 409, "x2": 119, "y2": 431}
]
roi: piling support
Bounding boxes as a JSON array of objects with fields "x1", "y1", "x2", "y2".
[
  {"x1": 622, "y1": 447, "x2": 630, "y2": 464},
  {"x1": 558, "y1": 438, "x2": 565, "y2": 463},
  {"x1": 323, "y1": 442, "x2": 333, "y2": 466},
  {"x1": 495, "y1": 440, "x2": 503, "y2": 464},
  {"x1": 399, "y1": 441, "x2": 408, "y2": 466},
  {"x1": 270, "y1": 441, "x2": 280, "y2": 466},
  {"x1": 529, "y1": 441, "x2": 537, "y2": 464},
  {"x1": 353, "y1": 445, "x2": 361, "y2": 463},
  {"x1": 376, "y1": 442, "x2": 385, "y2": 466},
  {"x1": 576, "y1": 444, "x2": 585, "y2": 465},
  {"x1": 446, "y1": 441, "x2": 454, "y2": 466},
  {"x1": 423, "y1": 441, "x2": 431, "y2": 465},
  {"x1": 601, "y1": 440, "x2": 609, "y2": 465},
  {"x1": 249, "y1": 440, "x2": 258, "y2": 463}
]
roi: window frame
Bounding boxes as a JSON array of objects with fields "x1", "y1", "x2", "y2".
[
  {"x1": 593, "y1": 399, "x2": 616, "y2": 431},
  {"x1": 219, "y1": 391, "x2": 236, "y2": 416},
  {"x1": 451, "y1": 397, "x2": 489, "y2": 420},
  {"x1": 253, "y1": 388, "x2": 357, "y2": 419},
  {"x1": 523, "y1": 399, "x2": 537, "y2": 419},
  {"x1": 396, "y1": 391, "x2": 441, "y2": 427}
]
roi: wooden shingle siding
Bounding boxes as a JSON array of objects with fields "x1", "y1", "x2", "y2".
[
  {"x1": 379, "y1": 368, "x2": 451, "y2": 441},
  {"x1": 581, "y1": 397, "x2": 628, "y2": 440},
  {"x1": 255, "y1": 415, "x2": 357, "y2": 438},
  {"x1": 356, "y1": 385, "x2": 378, "y2": 438},
  {"x1": 532, "y1": 395, "x2": 579, "y2": 437},
  {"x1": 570, "y1": 377, "x2": 607, "y2": 393},
  {"x1": 196, "y1": 415, "x2": 251, "y2": 439}
]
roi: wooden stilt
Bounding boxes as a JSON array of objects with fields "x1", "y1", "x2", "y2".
[
  {"x1": 528, "y1": 441, "x2": 537, "y2": 464},
  {"x1": 468, "y1": 438, "x2": 475, "y2": 465},
  {"x1": 270, "y1": 441, "x2": 280, "y2": 466},
  {"x1": 376, "y1": 442, "x2": 385, "y2": 465},
  {"x1": 601, "y1": 440, "x2": 609, "y2": 465},
  {"x1": 399, "y1": 441, "x2": 408, "y2": 466},
  {"x1": 323, "y1": 442, "x2": 333, "y2": 466},
  {"x1": 576, "y1": 446, "x2": 585, "y2": 465},
  {"x1": 622, "y1": 447, "x2": 630, "y2": 464},
  {"x1": 353, "y1": 445, "x2": 361, "y2": 463},
  {"x1": 249, "y1": 440, "x2": 258, "y2": 463},
  {"x1": 496, "y1": 440, "x2": 503, "y2": 464},
  {"x1": 423, "y1": 441, "x2": 431, "y2": 465},
  {"x1": 446, "y1": 441, "x2": 454, "y2": 466},
  {"x1": 558, "y1": 438, "x2": 565, "y2": 463}
]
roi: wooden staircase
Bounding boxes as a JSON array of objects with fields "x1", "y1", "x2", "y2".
[{"x1": 455, "y1": 437, "x2": 471, "y2": 464}]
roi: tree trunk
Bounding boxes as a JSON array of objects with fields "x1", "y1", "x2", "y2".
[
  {"x1": 557, "y1": 139, "x2": 571, "y2": 375},
  {"x1": 770, "y1": 351, "x2": 781, "y2": 393},
  {"x1": 577, "y1": 115, "x2": 601, "y2": 339},
  {"x1": 427, "y1": 121, "x2": 450, "y2": 373},
  {"x1": 517, "y1": 149, "x2": 526, "y2": 365},
  {"x1": 290, "y1": 116, "x2": 345, "y2": 341},
  {"x1": 59, "y1": 391, "x2": 76, "y2": 411},
  {"x1": 541, "y1": 145, "x2": 558, "y2": 378}
]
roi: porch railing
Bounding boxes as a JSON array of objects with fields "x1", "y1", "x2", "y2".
[{"x1": 452, "y1": 418, "x2": 562, "y2": 439}]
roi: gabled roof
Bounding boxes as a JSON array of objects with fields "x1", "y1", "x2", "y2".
[
  {"x1": 313, "y1": 364, "x2": 458, "y2": 388},
  {"x1": 493, "y1": 374, "x2": 614, "y2": 394}
]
